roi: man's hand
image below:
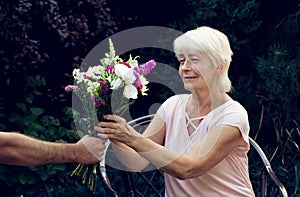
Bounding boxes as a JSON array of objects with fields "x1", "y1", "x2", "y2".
[{"x1": 74, "y1": 135, "x2": 107, "y2": 164}]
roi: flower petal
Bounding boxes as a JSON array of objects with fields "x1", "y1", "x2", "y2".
[{"x1": 123, "y1": 85, "x2": 138, "y2": 99}]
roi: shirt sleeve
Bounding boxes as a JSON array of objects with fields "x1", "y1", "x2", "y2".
[
  {"x1": 216, "y1": 102, "x2": 250, "y2": 144},
  {"x1": 157, "y1": 95, "x2": 181, "y2": 122}
]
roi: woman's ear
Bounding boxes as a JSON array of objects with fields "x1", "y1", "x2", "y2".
[{"x1": 216, "y1": 62, "x2": 224, "y2": 75}]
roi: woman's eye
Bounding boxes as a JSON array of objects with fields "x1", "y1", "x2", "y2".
[
  {"x1": 191, "y1": 59, "x2": 199, "y2": 63},
  {"x1": 179, "y1": 59, "x2": 185, "y2": 65}
]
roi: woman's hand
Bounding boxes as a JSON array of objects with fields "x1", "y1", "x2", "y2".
[
  {"x1": 95, "y1": 115, "x2": 151, "y2": 171},
  {"x1": 95, "y1": 115, "x2": 141, "y2": 145}
]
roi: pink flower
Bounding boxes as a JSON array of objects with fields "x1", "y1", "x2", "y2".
[
  {"x1": 102, "y1": 98, "x2": 106, "y2": 105},
  {"x1": 135, "y1": 77, "x2": 143, "y2": 89},
  {"x1": 98, "y1": 80, "x2": 107, "y2": 86},
  {"x1": 64, "y1": 85, "x2": 79, "y2": 92},
  {"x1": 120, "y1": 62, "x2": 131, "y2": 68}
]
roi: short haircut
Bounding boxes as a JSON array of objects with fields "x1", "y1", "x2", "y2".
[{"x1": 174, "y1": 26, "x2": 233, "y2": 92}]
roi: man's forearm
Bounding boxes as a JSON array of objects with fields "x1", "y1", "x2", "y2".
[{"x1": 0, "y1": 132, "x2": 77, "y2": 166}]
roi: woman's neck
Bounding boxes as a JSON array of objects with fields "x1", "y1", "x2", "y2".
[{"x1": 187, "y1": 90, "x2": 231, "y2": 117}]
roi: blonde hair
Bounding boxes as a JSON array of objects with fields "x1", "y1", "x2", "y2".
[{"x1": 174, "y1": 26, "x2": 233, "y2": 92}]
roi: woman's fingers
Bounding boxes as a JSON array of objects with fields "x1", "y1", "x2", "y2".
[
  {"x1": 93, "y1": 115, "x2": 131, "y2": 142},
  {"x1": 97, "y1": 115, "x2": 126, "y2": 131},
  {"x1": 98, "y1": 122, "x2": 118, "y2": 131},
  {"x1": 104, "y1": 114, "x2": 125, "y2": 123},
  {"x1": 98, "y1": 127, "x2": 125, "y2": 141},
  {"x1": 94, "y1": 122, "x2": 119, "y2": 135}
]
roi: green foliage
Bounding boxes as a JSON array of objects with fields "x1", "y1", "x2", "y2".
[
  {"x1": 0, "y1": 4, "x2": 4, "y2": 22},
  {"x1": 0, "y1": 0, "x2": 123, "y2": 111},
  {"x1": 256, "y1": 44, "x2": 299, "y2": 101},
  {"x1": 253, "y1": 9, "x2": 300, "y2": 196},
  {"x1": 0, "y1": 0, "x2": 299, "y2": 196},
  {"x1": 169, "y1": 0, "x2": 262, "y2": 52},
  {"x1": 0, "y1": 0, "x2": 126, "y2": 195},
  {"x1": 0, "y1": 76, "x2": 105, "y2": 196},
  {"x1": 0, "y1": 97, "x2": 5, "y2": 130}
]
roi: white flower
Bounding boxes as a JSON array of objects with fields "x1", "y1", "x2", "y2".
[
  {"x1": 131, "y1": 60, "x2": 139, "y2": 68},
  {"x1": 73, "y1": 69, "x2": 85, "y2": 83},
  {"x1": 87, "y1": 81, "x2": 100, "y2": 96},
  {"x1": 123, "y1": 84, "x2": 138, "y2": 99},
  {"x1": 115, "y1": 64, "x2": 136, "y2": 84},
  {"x1": 82, "y1": 77, "x2": 91, "y2": 84},
  {"x1": 102, "y1": 57, "x2": 110, "y2": 65},
  {"x1": 102, "y1": 55, "x2": 119, "y2": 65},
  {"x1": 86, "y1": 65, "x2": 102, "y2": 78},
  {"x1": 110, "y1": 78, "x2": 123, "y2": 90},
  {"x1": 140, "y1": 86, "x2": 149, "y2": 96},
  {"x1": 139, "y1": 76, "x2": 149, "y2": 95},
  {"x1": 72, "y1": 68, "x2": 80, "y2": 77},
  {"x1": 139, "y1": 75, "x2": 149, "y2": 86}
]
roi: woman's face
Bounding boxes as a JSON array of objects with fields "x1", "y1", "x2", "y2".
[{"x1": 178, "y1": 50, "x2": 216, "y2": 92}]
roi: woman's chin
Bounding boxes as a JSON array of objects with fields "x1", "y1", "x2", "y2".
[{"x1": 183, "y1": 84, "x2": 196, "y2": 91}]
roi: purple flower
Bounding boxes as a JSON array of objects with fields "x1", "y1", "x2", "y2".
[
  {"x1": 64, "y1": 85, "x2": 79, "y2": 92},
  {"x1": 92, "y1": 96, "x2": 101, "y2": 106},
  {"x1": 106, "y1": 66, "x2": 115, "y2": 74},
  {"x1": 102, "y1": 88, "x2": 109, "y2": 94},
  {"x1": 135, "y1": 60, "x2": 156, "y2": 75}
]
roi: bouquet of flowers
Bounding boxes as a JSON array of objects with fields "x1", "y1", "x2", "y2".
[{"x1": 65, "y1": 39, "x2": 156, "y2": 191}]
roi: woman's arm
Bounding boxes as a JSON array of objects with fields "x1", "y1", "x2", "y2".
[
  {"x1": 99, "y1": 115, "x2": 246, "y2": 179},
  {"x1": 0, "y1": 132, "x2": 106, "y2": 166}
]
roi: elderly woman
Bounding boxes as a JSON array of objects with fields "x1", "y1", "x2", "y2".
[{"x1": 96, "y1": 26, "x2": 255, "y2": 196}]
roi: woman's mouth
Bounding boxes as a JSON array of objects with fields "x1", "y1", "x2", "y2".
[{"x1": 184, "y1": 76, "x2": 197, "y2": 81}]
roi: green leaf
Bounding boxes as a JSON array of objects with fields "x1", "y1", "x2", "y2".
[
  {"x1": 23, "y1": 114, "x2": 37, "y2": 126},
  {"x1": 34, "y1": 90, "x2": 42, "y2": 95},
  {"x1": 8, "y1": 112, "x2": 23, "y2": 124},
  {"x1": 15, "y1": 102, "x2": 27, "y2": 113},
  {"x1": 53, "y1": 164, "x2": 66, "y2": 171},
  {"x1": 45, "y1": 128, "x2": 56, "y2": 139},
  {"x1": 18, "y1": 172, "x2": 37, "y2": 184},
  {"x1": 63, "y1": 107, "x2": 75, "y2": 117},
  {"x1": 25, "y1": 174, "x2": 37, "y2": 184},
  {"x1": 30, "y1": 107, "x2": 44, "y2": 115},
  {"x1": 26, "y1": 94, "x2": 34, "y2": 104},
  {"x1": 30, "y1": 122, "x2": 44, "y2": 131},
  {"x1": 19, "y1": 173, "x2": 26, "y2": 184},
  {"x1": 24, "y1": 126, "x2": 39, "y2": 138}
]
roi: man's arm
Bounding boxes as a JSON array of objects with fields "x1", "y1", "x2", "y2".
[{"x1": 0, "y1": 131, "x2": 106, "y2": 166}]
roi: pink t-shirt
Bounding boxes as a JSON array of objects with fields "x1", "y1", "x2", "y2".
[{"x1": 157, "y1": 94, "x2": 255, "y2": 197}]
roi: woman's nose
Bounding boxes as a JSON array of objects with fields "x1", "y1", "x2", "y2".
[{"x1": 182, "y1": 60, "x2": 191, "y2": 70}]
